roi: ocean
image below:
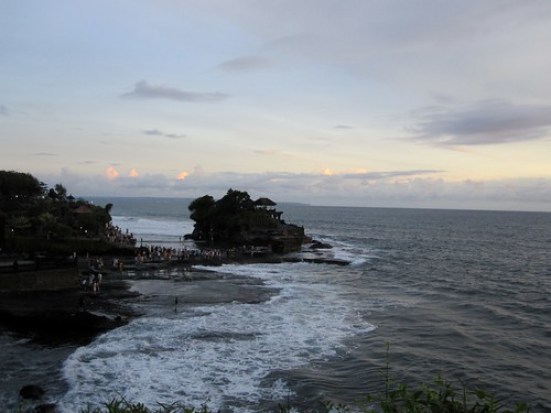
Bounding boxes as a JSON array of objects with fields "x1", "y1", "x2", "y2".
[{"x1": 1, "y1": 198, "x2": 550, "y2": 412}]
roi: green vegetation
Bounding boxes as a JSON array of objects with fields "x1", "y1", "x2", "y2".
[
  {"x1": 188, "y1": 189, "x2": 304, "y2": 252},
  {"x1": 0, "y1": 170, "x2": 128, "y2": 254},
  {"x1": 188, "y1": 189, "x2": 276, "y2": 244},
  {"x1": 79, "y1": 398, "x2": 212, "y2": 413},
  {"x1": 357, "y1": 376, "x2": 529, "y2": 413}
]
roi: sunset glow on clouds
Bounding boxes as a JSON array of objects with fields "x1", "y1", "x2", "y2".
[
  {"x1": 2, "y1": 1, "x2": 551, "y2": 211},
  {"x1": 105, "y1": 167, "x2": 120, "y2": 181},
  {"x1": 177, "y1": 171, "x2": 190, "y2": 181}
]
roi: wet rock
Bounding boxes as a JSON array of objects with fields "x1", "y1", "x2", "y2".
[
  {"x1": 19, "y1": 384, "x2": 45, "y2": 400},
  {"x1": 310, "y1": 240, "x2": 333, "y2": 249},
  {"x1": 33, "y1": 403, "x2": 57, "y2": 413}
]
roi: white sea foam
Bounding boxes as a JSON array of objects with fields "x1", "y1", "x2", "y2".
[
  {"x1": 306, "y1": 235, "x2": 374, "y2": 266},
  {"x1": 58, "y1": 262, "x2": 375, "y2": 413},
  {"x1": 112, "y1": 215, "x2": 195, "y2": 244}
]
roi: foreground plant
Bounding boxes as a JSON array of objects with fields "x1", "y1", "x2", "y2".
[
  {"x1": 79, "y1": 397, "x2": 213, "y2": 413},
  {"x1": 357, "y1": 375, "x2": 529, "y2": 413}
]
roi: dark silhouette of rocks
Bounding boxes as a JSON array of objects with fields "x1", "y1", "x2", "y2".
[
  {"x1": 19, "y1": 384, "x2": 45, "y2": 400},
  {"x1": 33, "y1": 403, "x2": 58, "y2": 413},
  {"x1": 0, "y1": 279, "x2": 139, "y2": 344},
  {"x1": 188, "y1": 189, "x2": 307, "y2": 253},
  {"x1": 310, "y1": 240, "x2": 333, "y2": 249}
]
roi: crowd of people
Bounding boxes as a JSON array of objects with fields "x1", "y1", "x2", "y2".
[
  {"x1": 133, "y1": 244, "x2": 271, "y2": 265},
  {"x1": 83, "y1": 257, "x2": 104, "y2": 293},
  {"x1": 105, "y1": 223, "x2": 136, "y2": 246}
]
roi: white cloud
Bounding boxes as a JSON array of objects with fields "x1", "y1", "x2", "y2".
[{"x1": 38, "y1": 168, "x2": 551, "y2": 212}]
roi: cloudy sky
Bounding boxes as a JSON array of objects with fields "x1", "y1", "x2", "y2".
[{"x1": 2, "y1": 0, "x2": 551, "y2": 211}]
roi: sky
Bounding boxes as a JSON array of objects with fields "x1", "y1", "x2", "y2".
[{"x1": 1, "y1": 0, "x2": 551, "y2": 211}]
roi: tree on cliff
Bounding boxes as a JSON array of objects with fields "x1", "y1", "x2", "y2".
[
  {"x1": 188, "y1": 194, "x2": 216, "y2": 242},
  {"x1": 188, "y1": 189, "x2": 280, "y2": 245},
  {"x1": 188, "y1": 189, "x2": 257, "y2": 243},
  {"x1": 0, "y1": 170, "x2": 44, "y2": 207},
  {"x1": 187, "y1": 189, "x2": 305, "y2": 252},
  {"x1": 0, "y1": 170, "x2": 119, "y2": 252}
]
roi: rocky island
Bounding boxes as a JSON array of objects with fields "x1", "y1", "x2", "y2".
[{"x1": 186, "y1": 188, "x2": 310, "y2": 253}]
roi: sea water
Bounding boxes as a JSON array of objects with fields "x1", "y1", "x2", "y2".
[
  {"x1": 59, "y1": 261, "x2": 376, "y2": 412},
  {"x1": 1, "y1": 200, "x2": 550, "y2": 412}
]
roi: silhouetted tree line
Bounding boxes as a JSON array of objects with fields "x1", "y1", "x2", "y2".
[
  {"x1": 187, "y1": 189, "x2": 284, "y2": 246},
  {"x1": 0, "y1": 170, "x2": 113, "y2": 252}
]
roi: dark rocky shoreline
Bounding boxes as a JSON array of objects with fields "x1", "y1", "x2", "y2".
[
  {"x1": 0, "y1": 278, "x2": 140, "y2": 345},
  {"x1": 0, "y1": 248, "x2": 346, "y2": 345},
  {"x1": 0, "y1": 242, "x2": 352, "y2": 412},
  {"x1": 0, "y1": 238, "x2": 345, "y2": 341}
]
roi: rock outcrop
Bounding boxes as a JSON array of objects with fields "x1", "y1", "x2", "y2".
[
  {"x1": 187, "y1": 189, "x2": 308, "y2": 253},
  {"x1": 0, "y1": 279, "x2": 138, "y2": 343},
  {"x1": 19, "y1": 384, "x2": 45, "y2": 400}
]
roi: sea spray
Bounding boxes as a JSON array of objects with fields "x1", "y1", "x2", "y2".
[{"x1": 58, "y1": 263, "x2": 376, "y2": 412}]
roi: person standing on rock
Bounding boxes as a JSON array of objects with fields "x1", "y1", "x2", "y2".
[{"x1": 93, "y1": 272, "x2": 102, "y2": 293}]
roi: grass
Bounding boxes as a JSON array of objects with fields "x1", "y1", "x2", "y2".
[
  {"x1": 357, "y1": 375, "x2": 529, "y2": 413},
  {"x1": 79, "y1": 397, "x2": 212, "y2": 413}
]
